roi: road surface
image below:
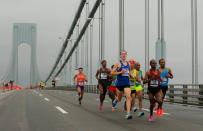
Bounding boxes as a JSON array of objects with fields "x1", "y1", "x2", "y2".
[{"x1": 0, "y1": 89, "x2": 202, "y2": 131}]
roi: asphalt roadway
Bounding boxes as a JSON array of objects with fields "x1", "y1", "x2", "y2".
[{"x1": 0, "y1": 89, "x2": 202, "y2": 131}]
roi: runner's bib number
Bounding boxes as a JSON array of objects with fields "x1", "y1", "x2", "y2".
[
  {"x1": 100, "y1": 73, "x2": 107, "y2": 79},
  {"x1": 130, "y1": 80, "x2": 135, "y2": 87},
  {"x1": 161, "y1": 77, "x2": 167, "y2": 84},
  {"x1": 150, "y1": 80, "x2": 159, "y2": 87},
  {"x1": 121, "y1": 69, "x2": 129, "y2": 76},
  {"x1": 79, "y1": 80, "x2": 84, "y2": 86}
]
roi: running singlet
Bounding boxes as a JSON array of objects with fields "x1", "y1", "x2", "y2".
[
  {"x1": 52, "y1": 81, "x2": 55, "y2": 86},
  {"x1": 99, "y1": 68, "x2": 108, "y2": 80},
  {"x1": 136, "y1": 70, "x2": 143, "y2": 86},
  {"x1": 148, "y1": 69, "x2": 161, "y2": 88},
  {"x1": 129, "y1": 69, "x2": 137, "y2": 90},
  {"x1": 116, "y1": 59, "x2": 130, "y2": 87},
  {"x1": 160, "y1": 67, "x2": 169, "y2": 86},
  {"x1": 135, "y1": 70, "x2": 143, "y2": 92},
  {"x1": 111, "y1": 76, "x2": 117, "y2": 87},
  {"x1": 77, "y1": 74, "x2": 85, "y2": 86}
]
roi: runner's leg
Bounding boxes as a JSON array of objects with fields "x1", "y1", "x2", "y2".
[{"x1": 124, "y1": 88, "x2": 132, "y2": 115}]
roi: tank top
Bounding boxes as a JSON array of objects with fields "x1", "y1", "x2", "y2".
[
  {"x1": 116, "y1": 59, "x2": 130, "y2": 87},
  {"x1": 148, "y1": 69, "x2": 161, "y2": 88},
  {"x1": 77, "y1": 74, "x2": 85, "y2": 86},
  {"x1": 99, "y1": 68, "x2": 108, "y2": 80},
  {"x1": 136, "y1": 70, "x2": 143, "y2": 86},
  {"x1": 129, "y1": 69, "x2": 137, "y2": 90},
  {"x1": 111, "y1": 76, "x2": 117, "y2": 87},
  {"x1": 160, "y1": 67, "x2": 169, "y2": 86},
  {"x1": 129, "y1": 69, "x2": 136, "y2": 87}
]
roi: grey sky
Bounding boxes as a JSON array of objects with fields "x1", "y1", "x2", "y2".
[{"x1": 0, "y1": 0, "x2": 202, "y2": 86}]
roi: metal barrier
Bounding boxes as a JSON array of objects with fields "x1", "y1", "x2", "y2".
[{"x1": 51, "y1": 84, "x2": 203, "y2": 106}]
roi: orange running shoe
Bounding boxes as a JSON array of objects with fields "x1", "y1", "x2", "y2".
[
  {"x1": 156, "y1": 109, "x2": 160, "y2": 116},
  {"x1": 159, "y1": 109, "x2": 163, "y2": 116},
  {"x1": 112, "y1": 107, "x2": 116, "y2": 112}
]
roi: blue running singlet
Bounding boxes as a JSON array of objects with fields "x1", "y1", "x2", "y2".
[
  {"x1": 160, "y1": 67, "x2": 169, "y2": 86},
  {"x1": 116, "y1": 59, "x2": 130, "y2": 87}
]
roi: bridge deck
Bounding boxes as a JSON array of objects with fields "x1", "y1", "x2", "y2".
[{"x1": 0, "y1": 90, "x2": 202, "y2": 131}]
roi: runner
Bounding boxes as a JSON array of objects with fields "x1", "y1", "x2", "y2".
[
  {"x1": 73, "y1": 67, "x2": 88, "y2": 105},
  {"x1": 135, "y1": 62, "x2": 145, "y2": 117},
  {"x1": 52, "y1": 78, "x2": 56, "y2": 89},
  {"x1": 158, "y1": 58, "x2": 173, "y2": 116},
  {"x1": 143, "y1": 59, "x2": 163, "y2": 122},
  {"x1": 108, "y1": 65, "x2": 117, "y2": 102},
  {"x1": 95, "y1": 60, "x2": 111, "y2": 110},
  {"x1": 111, "y1": 50, "x2": 132, "y2": 119},
  {"x1": 40, "y1": 81, "x2": 44, "y2": 90},
  {"x1": 128, "y1": 59, "x2": 141, "y2": 114}
]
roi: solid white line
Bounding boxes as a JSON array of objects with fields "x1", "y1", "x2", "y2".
[
  {"x1": 56, "y1": 106, "x2": 68, "y2": 114},
  {"x1": 142, "y1": 108, "x2": 170, "y2": 115},
  {"x1": 44, "y1": 98, "x2": 50, "y2": 101}
]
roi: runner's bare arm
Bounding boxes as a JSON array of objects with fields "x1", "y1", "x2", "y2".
[
  {"x1": 167, "y1": 68, "x2": 173, "y2": 79},
  {"x1": 84, "y1": 75, "x2": 88, "y2": 82},
  {"x1": 136, "y1": 71, "x2": 141, "y2": 83},
  {"x1": 95, "y1": 69, "x2": 100, "y2": 80},
  {"x1": 143, "y1": 71, "x2": 150, "y2": 84},
  {"x1": 73, "y1": 75, "x2": 77, "y2": 84},
  {"x1": 110, "y1": 62, "x2": 123, "y2": 76}
]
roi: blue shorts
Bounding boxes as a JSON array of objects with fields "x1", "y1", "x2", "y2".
[{"x1": 76, "y1": 85, "x2": 84, "y2": 91}]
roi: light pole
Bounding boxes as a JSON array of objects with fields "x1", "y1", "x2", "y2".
[
  {"x1": 191, "y1": 0, "x2": 198, "y2": 84},
  {"x1": 119, "y1": 0, "x2": 124, "y2": 59},
  {"x1": 145, "y1": 0, "x2": 149, "y2": 73},
  {"x1": 155, "y1": 0, "x2": 166, "y2": 64},
  {"x1": 85, "y1": 2, "x2": 89, "y2": 83}
]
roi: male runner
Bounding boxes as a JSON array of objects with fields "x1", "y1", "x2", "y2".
[
  {"x1": 144, "y1": 59, "x2": 163, "y2": 122},
  {"x1": 95, "y1": 60, "x2": 111, "y2": 110},
  {"x1": 111, "y1": 50, "x2": 132, "y2": 119},
  {"x1": 52, "y1": 78, "x2": 56, "y2": 89},
  {"x1": 108, "y1": 65, "x2": 117, "y2": 102},
  {"x1": 158, "y1": 58, "x2": 173, "y2": 116},
  {"x1": 135, "y1": 62, "x2": 145, "y2": 117},
  {"x1": 73, "y1": 68, "x2": 88, "y2": 105}
]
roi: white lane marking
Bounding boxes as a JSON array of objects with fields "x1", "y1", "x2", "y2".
[
  {"x1": 39, "y1": 94, "x2": 42, "y2": 96},
  {"x1": 56, "y1": 106, "x2": 68, "y2": 114},
  {"x1": 142, "y1": 108, "x2": 171, "y2": 115},
  {"x1": 44, "y1": 98, "x2": 50, "y2": 102}
]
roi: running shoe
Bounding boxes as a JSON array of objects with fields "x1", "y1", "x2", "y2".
[
  {"x1": 125, "y1": 114, "x2": 132, "y2": 120},
  {"x1": 99, "y1": 105, "x2": 103, "y2": 111},
  {"x1": 112, "y1": 107, "x2": 116, "y2": 111},
  {"x1": 138, "y1": 112, "x2": 144, "y2": 117},
  {"x1": 149, "y1": 116, "x2": 154, "y2": 122},
  {"x1": 112, "y1": 100, "x2": 117, "y2": 108},
  {"x1": 159, "y1": 109, "x2": 163, "y2": 116},
  {"x1": 131, "y1": 107, "x2": 137, "y2": 112},
  {"x1": 156, "y1": 109, "x2": 160, "y2": 116}
]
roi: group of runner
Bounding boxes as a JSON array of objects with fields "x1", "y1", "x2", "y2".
[{"x1": 73, "y1": 50, "x2": 173, "y2": 121}]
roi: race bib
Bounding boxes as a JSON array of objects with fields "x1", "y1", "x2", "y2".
[
  {"x1": 122, "y1": 69, "x2": 129, "y2": 76},
  {"x1": 79, "y1": 80, "x2": 83, "y2": 86},
  {"x1": 150, "y1": 80, "x2": 159, "y2": 87},
  {"x1": 100, "y1": 73, "x2": 107, "y2": 79},
  {"x1": 130, "y1": 80, "x2": 135, "y2": 87}
]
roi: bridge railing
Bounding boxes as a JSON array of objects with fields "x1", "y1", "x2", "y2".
[
  {"x1": 84, "y1": 84, "x2": 203, "y2": 105},
  {"x1": 50, "y1": 84, "x2": 203, "y2": 106}
]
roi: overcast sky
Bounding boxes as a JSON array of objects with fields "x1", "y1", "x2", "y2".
[{"x1": 0, "y1": 0, "x2": 202, "y2": 87}]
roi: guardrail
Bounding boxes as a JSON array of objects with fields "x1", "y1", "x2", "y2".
[{"x1": 50, "y1": 84, "x2": 203, "y2": 106}]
